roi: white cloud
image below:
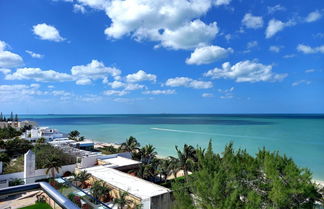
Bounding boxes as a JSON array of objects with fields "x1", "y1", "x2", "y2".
[
  {"x1": 143, "y1": 89, "x2": 176, "y2": 95},
  {"x1": 185, "y1": 45, "x2": 233, "y2": 65},
  {"x1": 126, "y1": 70, "x2": 157, "y2": 83},
  {"x1": 265, "y1": 19, "x2": 295, "y2": 38},
  {"x1": 76, "y1": 78, "x2": 92, "y2": 85},
  {"x1": 48, "y1": 85, "x2": 55, "y2": 88},
  {"x1": 124, "y1": 83, "x2": 145, "y2": 90},
  {"x1": 204, "y1": 60, "x2": 287, "y2": 83},
  {"x1": 76, "y1": 0, "x2": 219, "y2": 50},
  {"x1": 52, "y1": 90, "x2": 72, "y2": 96},
  {"x1": 103, "y1": 90, "x2": 128, "y2": 96},
  {"x1": 165, "y1": 77, "x2": 213, "y2": 89},
  {"x1": 0, "y1": 40, "x2": 24, "y2": 68},
  {"x1": 283, "y1": 54, "x2": 295, "y2": 58},
  {"x1": 218, "y1": 87, "x2": 234, "y2": 99},
  {"x1": 32, "y1": 23, "x2": 65, "y2": 42},
  {"x1": 267, "y1": 4, "x2": 285, "y2": 14},
  {"x1": 297, "y1": 44, "x2": 324, "y2": 54},
  {"x1": 305, "y1": 10, "x2": 322, "y2": 22},
  {"x1": 25, "y1": 50, "x2": 43, "y2": 58},
  {"x1": 109, "y1": 80, "x2": 125, "y2": 88},
  {"x1": 0, "y1": 84, "x2": 44, "y2": 102},
  {"x1": 71, "y1": 59, "x2": 121, "y2": 85},
  {"x1": 242, "y1": 13, "x2": 263, "y2": 29},
  {"x1": 214, "y1": 0, "x2": 231, "y2": 6},
  {"x1": 292, "y1": 80, "x2": 311, "y2": 86},
  {"x1": 269, "y1": 45, "x2": 282, "y2": 53},
  {"x1": 0, "y1": 68, "x2": 11, "y2": 74},
  {"x1": 73, "y1": 4, "x2": 86, "y2": 13},
  {"x1": 157, "y1": 20, "x2": 218, "y2": 50},
  {"x1": 5, "y1": 67, "x2": 72, "y2": 82},
  {"x1": 202, "y1": 93, "x2": 213, "y2": 98}
]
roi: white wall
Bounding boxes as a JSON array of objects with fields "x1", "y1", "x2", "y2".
[{"x1": 0, "y1": 164, "x2": 77, "y2": 182}]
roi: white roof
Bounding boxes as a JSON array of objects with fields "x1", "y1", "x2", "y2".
[
  {"x1": 84, "y1": 166, "x2": 171, "y2": 200},
  {"x1": 100, "y1": 156, "x2": 141, "y2": 168}
]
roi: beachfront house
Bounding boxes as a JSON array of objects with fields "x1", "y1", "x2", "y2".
[{"x1": 21, "y1": 127, "x2": 65, "y2": 142}]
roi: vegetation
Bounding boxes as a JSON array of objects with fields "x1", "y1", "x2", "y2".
[
  {"x1": 73, "y1": 170, "x2": 92, "y2": 188},
  {"x1": 68, "y1": 130, "x2": 85, "y2": 141},
  {"x1": 112, "y1": 190, "x2": 133, "y2": 209},
  {"x1": 43, "y1": 155, "x2": 63, "y2": 178},
  {"x1": 34, "y1": 144, "x2": 76, "y2": 169},
  {"x1": 120, "y1": 136, "x2": 140, "y2": 156},
  {"x1": 0, "y1": 126, "x2": 22, "y2": 139},
  {"x1": 90, "y1": 180, "x2": 111, "y2": 202},
  {"x1": 9, "y1": 178, "x2": 24, "y2": 186},
  {"x1": 172, "y1": 141, "x2": 323, "y2": 209},
  {"x1": 0, "y1": 112, "x2": 19, "y2": 122},
  {"x1": 98, "y1": 145, "x2": 120, "y2": 155},
  {"x1": 19, "y1": 202, "x2": 52, "y2": 209},
  {"x1": 36, "y1": 137, "x2": 46, "y2": 144}
]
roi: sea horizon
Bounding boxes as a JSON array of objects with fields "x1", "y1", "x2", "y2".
[{"x1": 19, "y1": 114, "x2": 324, "y2": 181}]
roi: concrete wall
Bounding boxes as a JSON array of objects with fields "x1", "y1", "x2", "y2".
[
  {"x1": 150, "y1": 193, "x2": 172, "y2": 209},
  {"x1": 0, "y1": 164, "x2": 76, "y2": 182}
]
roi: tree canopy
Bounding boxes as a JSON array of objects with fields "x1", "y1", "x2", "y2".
[{"x1": 172, "y1": 141, "x2": 322, "y2": 209}]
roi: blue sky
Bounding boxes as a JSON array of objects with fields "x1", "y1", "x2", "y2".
[{"x1": 0, "y1": 0, "x2": 323, "y2": 114}]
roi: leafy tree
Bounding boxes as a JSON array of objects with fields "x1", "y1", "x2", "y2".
[
  {"x1": 36, "y1": 137, "x2": 46, "y2": 144},
  {"x1": 120, "y1": 136, "x2": 141, "y2": 156},
  {"x1": 43, "y1": 155, "x2": 63, "y2": 178},
  {"x1": 74, "y1": 170, "x2": 91, "y2": 188},
  {"x1": 139, "y1": 144, "x2": 157, "y2": 164},
  {"x1": 0, "y1": 127, "x2": 22, "y2": 139},
  {"x1": 113, "y1": 190, "x2": 133, "y2": 209},
  {"x1": 172, "y1": 141, "x2": 322, "y2": 209},
  {"x1": 4, "y1": 138, "x2": 32, "y2": 156},
  {"x1": 90, "y1": 180, "x2": 111, "y2": 202},
  {"x1": 175, "y1": 144, "x2": 197, "y2": 179},
  {"x1": 68, "y1": 130, "x2": 80, "y2": 141},
  {"x1": 20, "y1": 125, "x2": 32, "y2": 132},
  {"x1": 0, "y1": 152, "x2": 10, "y2": 163}
]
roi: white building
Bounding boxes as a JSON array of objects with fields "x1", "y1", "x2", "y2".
[{"x1": 21, "y1": 127, "x2": 65, "y2": 142}]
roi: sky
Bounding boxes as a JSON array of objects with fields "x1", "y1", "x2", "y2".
[{"x1": 0, "y1": 0, "x2": 323, "y2": 114}]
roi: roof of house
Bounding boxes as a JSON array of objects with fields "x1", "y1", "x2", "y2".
[
  {"x1": 84, "y1": 165, "x2": 171, "y2": 200},
  {"x1": 99, "y1": 156, "x2": 141, "y2": 168}
]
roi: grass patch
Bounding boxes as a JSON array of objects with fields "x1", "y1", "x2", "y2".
[{"x1": 19, "y1": 202, "x2": 52, "y2": 209}]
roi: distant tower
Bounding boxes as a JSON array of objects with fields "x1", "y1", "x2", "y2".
[{"x1": 24, "y1": 150, "x2": 36, "y2": 184}]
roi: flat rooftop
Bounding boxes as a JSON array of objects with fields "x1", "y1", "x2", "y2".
[
  {"x1": 84, "y1": 166, "x2": 171, "y2": 200},
  {"x1": 99, "y1": 156, "x2": 141, "y2": 169}
]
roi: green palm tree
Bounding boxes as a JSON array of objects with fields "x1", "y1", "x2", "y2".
[
  {"x1": 90, "y1": 180, "x2": 110, "y2": 202},
  {"x1": 139, "y1": 144, "x2": 157, "y2": 164},
  {"x1": 113, "y1": 190, "x2": 133, "y2": 209},
  {"x1": 74, "y1": 170, "x2": 91, "y2": 188},
  {"x1": 157, "y1": 158, "x2": 172, "y2": 182},
  {"x1": 175, "y1": 144, "x2": 197, "y2": 178},
  {"x1": 120, "y1": 136, "x2": 140, "y2": 153},
  {"x1": 43, "y1": 155, "x2": 63, "y2": 178}
]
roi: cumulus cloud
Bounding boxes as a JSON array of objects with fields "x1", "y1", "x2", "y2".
[
  {"x1": 267, "y1": 4, "x2": 285, "y2": 14},
  {"x1": 265, "y1": 19, "x2": 295, "y2": 38},
  {"x1": 103, "y1": 90, "x2": 128, "y2": 96},
  {"x1": 165, "y1": 77, "x2": 213, "y2": 89},
  {"x1": 214, "y1": 0, "x2": 231, "y2": 6},
  {"x1": 242, "y1": 13, "x2": 263, "y2": 29},
  {"x1": 185, "y1": 45, "x2": 233, "y2": 65},
  {"x1": 71, "y1": 59, "x2": 121, "y2": 85},
  {"x1": 204, "y1": 60, "x2": 287, "y2": 83},
  {"x1": 25, "y1": 50, "x2": 43, "y2": 58},
  {"x1": 297, "y1": 44, "x2": 324, "y2": 54},
  {"x1": 5, "y1": 68, "x2": 72, "y2": 82},
  {"x1": 76, "y1": 0, "x2": 218, "y2": 50},
  {"x1": 73, "y1": 4, "x2": 86, "y2": 13},
  {"x1": 126, "y1": 70, "x2": 157, "y2": 83},
  {"x1": 32, "y1": 23, "x2": 65, "y2": 42},
  {"x1": 0, "y1": 40, "x2": 24, "y2": 68},
  {"x1": 305, "y1": 10, "x2": 322, "y2": 22},
  {"x1": 291, "y1": 80, "x2": 311, "y2": 86},
  {"x1": 143, "y1": 89, "x2": 176, "y2": 95}
]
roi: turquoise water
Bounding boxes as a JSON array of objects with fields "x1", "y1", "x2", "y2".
[{"x1": 20, "y1": 114, "x2": 324, "y2": 180}]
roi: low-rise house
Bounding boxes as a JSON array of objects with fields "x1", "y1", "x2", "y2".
[{"x1": 21, "y1": 127, "x2": 65, "y2": 142}]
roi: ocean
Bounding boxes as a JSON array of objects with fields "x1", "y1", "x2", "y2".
[{"x1": 19, "y1": 114, "x2": 324, "y2": 180}]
